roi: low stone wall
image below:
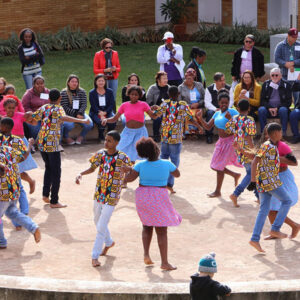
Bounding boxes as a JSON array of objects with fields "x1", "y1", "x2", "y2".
[{"x1": 1, "y1": 275, "x2": 300, "y2": 300}]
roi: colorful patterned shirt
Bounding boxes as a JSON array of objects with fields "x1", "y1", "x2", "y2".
[
  {"x1": 89, "y1": 149, "x2": 131, "y2": 206},
  {"x1": 0, "y1": 146, "x2": 21, "y2": 202},
  {"x1": 155, "y1": 100, "x2": 193, "y2": 144},
  {"x1": 32, "y1": 104, "x2": 66, "y2": 152},
  {"x1": 256, "y1": 141, "x2": 282, "y2": 193},
  {"x1": 0, "y1": 134, "x2": 26, "y2": 174},
  {"x1": 225, "y1": 114, "x2": 256, "y2": 164}
]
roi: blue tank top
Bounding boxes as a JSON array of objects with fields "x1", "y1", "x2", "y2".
[{"x1": 212, "y1": 108, "x2": 238, "y2": 130}]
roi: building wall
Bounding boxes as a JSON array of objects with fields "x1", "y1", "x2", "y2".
[
  {"x1": 0, "y1": 0, "x2": 155, "y2": 39},
  {"x1": 198, "y1": 0, "x2": 221, "y2": 23},
  {"x1": 222, "y1": 0, "x2": 232, "y2": 26}
]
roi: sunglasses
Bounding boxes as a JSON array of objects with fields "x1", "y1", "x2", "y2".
[
  {"x1": 105, "y1": 46, "x2": 112, "y2": 49},
  {"x1": 245, "y1": 40, "x2": 253, "y2": 43},
  {"x1": 271, "y1": 74, "x2": 279, "y2": 77}
]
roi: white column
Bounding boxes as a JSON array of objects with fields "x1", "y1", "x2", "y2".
[
  {"x1": 198, "y1": 0, "x2": 221, "y2": 23},
  {"x1": 155, "y1": 0, "x2": 169, "y2": 24},
  {"x1": 232, "y1": 0, "x2": 257, "y2": 26}
]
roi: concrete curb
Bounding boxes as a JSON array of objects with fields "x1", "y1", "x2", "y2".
[{"x1": 1, "y1": 275, "x2": 300, "y2": 299}]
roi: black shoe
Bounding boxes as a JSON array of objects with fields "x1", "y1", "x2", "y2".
[
  {"x1": 206, "y1": 136, "x2": 213, "y2": 144},
  {"x1": 291, "y1": 136, "x2": 299, "y2": 144}
]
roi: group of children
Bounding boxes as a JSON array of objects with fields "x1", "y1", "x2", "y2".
[{"x1": 0, "y1": 83, "x2": 299, "y2": 297}]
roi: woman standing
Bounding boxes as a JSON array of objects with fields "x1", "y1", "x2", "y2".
[
  {"x1": 186, "y1": 47, "x2": 207, "y2": 88},
  {"x1": 93, "y1": 38, "x2": 121, "y2": 106},
  {"x1": 197, "y1": 92, "x2": 242, "y2": 197},
  {"x1": 89, "y1": 74, "x2": 116, "y2": 142},
  {"x1": 146, "y1": 71, "x2": 170, "y2": 142},
  {"x1": 123, "y1": 137, "x2": 181, "y2": 270},
  {"x1": 18, "y1": 28, "x2": 45, "y2": 90},
  {"x1": 233, "y1": 70, "x2": 261, "y2": 119},
  {"x1": 102, "y1": 86, "x2": 157, "y2": 162},
  {"x1": 22, "y1": 75, "x2": 49, "y2": 140},
  {"x1": 61, "y1": 74, "x2": 93, "y2": 145}
]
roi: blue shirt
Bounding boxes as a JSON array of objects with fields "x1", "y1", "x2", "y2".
[
  {"x1": 212, "y1": 108, "x2": 238, "y2": 130},
  {"x1": 134, "y1": 159, "x2": 176, "y2": 186}
]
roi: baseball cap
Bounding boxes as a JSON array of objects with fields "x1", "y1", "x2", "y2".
[
  {"x1": 288, "y1": 28, "x2": 298, "y2": 38},
  {"x1": 163, "y1": 32, "x2": 174, "y2": 40}
]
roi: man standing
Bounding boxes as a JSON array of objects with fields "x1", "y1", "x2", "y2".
[
  {"x1": 258, "y1": 68, "x2": 292, "y2": 136},
  {"x1": 231, "y1": 34, "x2": 265, "y2": 86},
  {"x1": 157, "y1": 32, "x2": 185, "y2": 86},
  {"x1": 275, "y1": 28, "x2": 300, "y2": 107},
  {"x1": 204, "y1": 72, "x2": 234, "y2": 144}
]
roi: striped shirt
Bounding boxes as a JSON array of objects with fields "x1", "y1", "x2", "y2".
[{"x1": 22, "y1": 45, "x2": 41, "y2": 75}]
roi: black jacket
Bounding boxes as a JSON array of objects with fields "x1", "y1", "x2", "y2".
[
  {"x1": 190, "y1": 274, "x2": 231, "y2": 300},
  {"x1": 260, "y1": 79, "x2": 292, "y2": 109},
  {"x1": 231, "y1": 47, "x2": 265, "y2": 80},
  {"x1": 186, "y1": 60, "x2": 206, "y2": 88}
]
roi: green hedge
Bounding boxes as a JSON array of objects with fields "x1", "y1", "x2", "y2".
[
  {"x1": 191, "y1": 23, "x2": 288, "y2": 47},
  {"x1": 0, "y1": 23, "x2": 286, "y2": 56}
]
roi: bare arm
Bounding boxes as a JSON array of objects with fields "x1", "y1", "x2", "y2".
[
  {"x1": 146, "y1": 109, "x2": 158, "y2": 120},
  {"x1": 196, "y1": 110, "x2": 214, "y2": 131},
  {"x1": 171, "y1": 168, "x2": 180, "y2": 178},
  {"x1": 102, "y1": 112, "x2": 121, "y2": 126},
  {"x1": 75, "y1": 167, "x2": 96, "y2": 184},
  {"x1": 61, "y1": 115, "x2": 90, "y2": 124},
  {"x1": 124, "y1": 168, "x2": 139, "y2": 183},
  {"x1": 251, "y1": 156, "x2": 260, "y2": 182}
]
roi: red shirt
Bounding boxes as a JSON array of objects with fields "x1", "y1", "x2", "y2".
[{"x1": 93, "y1": 50, "x2": 121, "y2": 79}]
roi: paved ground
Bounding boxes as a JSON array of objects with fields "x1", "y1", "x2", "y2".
[{"x1": 1, "y1": 139, "x2": 300, "y2": 284}]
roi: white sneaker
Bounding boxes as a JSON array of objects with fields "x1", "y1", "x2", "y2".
[{"x1": 58, "y1": 145, "x2": 64, "y2": 152}]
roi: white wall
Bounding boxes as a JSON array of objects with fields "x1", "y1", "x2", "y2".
[
  {"x1": 232, "y1": 0, "x2": 257, "y2": 26},
  {"x1": 155, "y1": 0, "x2": 168, "y2": 24},
  {"x1": 198, "y1": 0, "x2": 221, "y2": 23}
]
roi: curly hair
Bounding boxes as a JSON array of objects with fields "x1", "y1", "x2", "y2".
[
  {"x1": 136, "y1": 137, "x2": 160, "y2": 161},
  {"x1": 127, "y1": 85, "x2": 143, "y2": 98},
  {"x1": 3, "y1": 98, "x2": 17, "y2": 107},
  {"x1": 100, "y1": 38, "x2": 113, "y2": 49}
]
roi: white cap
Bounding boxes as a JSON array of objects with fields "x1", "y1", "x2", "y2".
[{"x1": 163, "y1": 31, "x2": 174, "y2": 40}]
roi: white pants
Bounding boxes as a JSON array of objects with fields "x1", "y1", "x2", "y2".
[{"x1": 92, "y1": 201, "x2": 115, "y2": 259}]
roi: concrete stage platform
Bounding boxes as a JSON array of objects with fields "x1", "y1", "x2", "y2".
[{"x1": 1, "y1": 140, "x2": 300, "y2": 299}]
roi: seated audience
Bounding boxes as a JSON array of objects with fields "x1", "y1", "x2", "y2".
[
  {"x1": 89, "y1": 74, "x2": 116, "y2": 142},
  {"x1": 233, "y1": 70, "x2": 261, "y2": 119},
  {"x1": 258, "y1": 68, "x2": 292, "y2": 136},
  {"x1": 61, "y1": 74, "x2": 93, "y2": 145}
]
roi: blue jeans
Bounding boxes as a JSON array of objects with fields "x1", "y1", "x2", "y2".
[
  {"x1": 107, "y1": 79, "x2": 118, "y2": 112},
  {"x1": 23, "y1": 71, "x2": 42, "y2": 90},
  {"x1": 62, "y1": 114, "x2": 93, "y2": 139},
  {"x1": 12, "y1": 179, "x2": 29, "y2": 228},
  {"x1": 25, "y1": 121, "x2": 41, "y2": 140},
  {"x1": 258, "y1": 106, "x2": 289, "y2": 134},
  {"x1": 0, "y1": 219, "x2": 5, "y2": 247},
  {"x1": 160, "y1": 142, "x2": 181, "y2": 187},
  {"x1": 251, "y1": 184, "x2": 292, "y2": 242},
  {"x1": 0, "y1": 200, "x2": 38, "y2": 247},
  {"x1": 233, "y1": 163, "x2": 258, "y2": 199},
  {"x1": 153, "y1": 116, "x2": 162, "y2": 137},
  {"x1": 293, "y1": 91, "x2": 300, "y2": 108},
  {"x1": 290, "y1": 108, "x2": 300, "y2": 137}
]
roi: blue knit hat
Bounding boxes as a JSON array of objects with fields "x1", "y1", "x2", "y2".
[{"x1": 198, "y1": 252, "x2": 217, "y2": 273}]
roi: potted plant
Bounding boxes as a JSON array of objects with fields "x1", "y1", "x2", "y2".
[{"x1": 160, "y1": 0, "x2": 195, "y2": 35}]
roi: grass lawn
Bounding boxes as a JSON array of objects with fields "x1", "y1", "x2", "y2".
[{"x1": 0, "y1": 42, "x2": 270, "y2": 108}]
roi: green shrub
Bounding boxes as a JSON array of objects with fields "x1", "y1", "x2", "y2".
[{"x1": 191, "y1": 23, "x2": 288, "y2": 47}]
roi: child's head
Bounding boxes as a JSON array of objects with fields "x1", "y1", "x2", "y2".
[
  {"x1": 237, "y1": 99, "x2": 250, "y2": 113},
  {"x1": 105, "y1": 130, "x2": 120, "y2": 150},
  {"x1": 136, "y1": 137, "x2": 160, "y2": 161},
  {"x1": 3, "y1": 98, "x2": 17, "y2": 117},
  {"x1": 168, "y1": 86, "x2": 179, "y2": 101},
  {"x1": 217, "y1": 92, "x2": 230, "y2": 112},
  {"x1": 128, "y1": 86, "x2": 143, "y2": 103},
  {"x1": 0, "y1": 117, "x2": 14, "y2": 135},
  {"x1": 49, "y1": 88, "x2": 61, "y2": 103},
  {"x1": 267, "y1": 122, "x2": 282, "y2": 143},
  {"x1": 4, "y1": 84, "x2": 15, "y2": 95},
  {"x1": 198, "y1": 252, "x2": 217, "y2": 278}
]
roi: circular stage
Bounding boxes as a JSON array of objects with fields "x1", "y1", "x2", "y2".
[{"x1": 1, "y1": 141, "x2": 300, "y2": 299}]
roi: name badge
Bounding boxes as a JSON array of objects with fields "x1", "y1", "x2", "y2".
[
  {"x1": 245, "y1": 91, "x2": 250, "y2": 98},
  {"x1": 73, "y1": 100, "x2": 79, "y2": 109},
  {"x1": 98, "y1": 96, "x2": 106, "y2": 107},
  {"x1": 241, "y1": 50, "x2": 248, "y2": 59},
  {"x1": 40, "y1": 93, "x2": 49, "y2": 100},
  {"x1": 190, "y1": 91, "x2": 197, "y2": 101},
  {"x1": 295, "y1": 46, "x2": 300, "y2": 51},
  {"x1": 270, "y1": 82, "x2": 279, "y2": 90}
]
